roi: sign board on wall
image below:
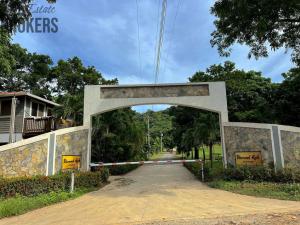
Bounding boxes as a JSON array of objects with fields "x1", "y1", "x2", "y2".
[
  {"x1": 62, "y1": 155, "x2": 81, "y2": 170},
  {"x1": 235, "y1": 151, "x2": 262, "y2": 166}
]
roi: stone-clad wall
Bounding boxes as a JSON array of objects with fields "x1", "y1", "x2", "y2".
[
  {"x1": 281, "y1": 130, "x2": 300, "y2": 168},
  {"x1": 0, "y1": 126, "x2": 89, "y2": 178},
  {"x1": 55, "y1": 129, "x2": 88, "y2": 173},
  {"x1": 0, "y1": 139, "x2": 48, "y2": 177},
  {"x1": 224, "y1": 126, "x2": 274, "y2": 166}
]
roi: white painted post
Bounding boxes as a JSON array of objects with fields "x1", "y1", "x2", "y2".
[
  {"x1": 201, "y1": 161, "x2": 204, "y2": 182},
  {"x1": 70, "y1": 172, "x2": 75, "y2": 193},
  {"x1": 219, "y1": 113, "x2": 228, "y2": 168}
]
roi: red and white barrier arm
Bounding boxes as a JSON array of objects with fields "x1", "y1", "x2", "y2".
[{"x1": 90, "y1": 159, "x2": 202, "y2": 167}]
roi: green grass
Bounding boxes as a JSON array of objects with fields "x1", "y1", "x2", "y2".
[
  {"x1": 182, "y1": 144, "x2": 222, "y2": 160},
  {"x1": 208, "y1": 180, "x2": 300, "y2": 201},
  {"x1": 0, "y1": 188, "x2": 96, "y2": 218},
  {"x1": 149, "y1": 151, "x2": 165, "y2": 160}
]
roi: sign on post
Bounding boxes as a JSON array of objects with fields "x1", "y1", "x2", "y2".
[
  {"x1": 62, "y1": 155, "x2": 81, "y2": 170},
  {"x1": 235, "y1": 151, "x2": 262, "y2": 166}
]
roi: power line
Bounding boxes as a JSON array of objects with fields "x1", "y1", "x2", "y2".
[
  {"x1": 152, "y1": 0, "x2": 161, "y2": 78},
  {"x1": 136, "y1": 0, "x2": 142, "y2": 77},
  {"x1": 154, "y1": 0, "x2": 167, "y2": 84},
  {"x1": 161, "y1": 0, "x2": 181, "y2": 77}
]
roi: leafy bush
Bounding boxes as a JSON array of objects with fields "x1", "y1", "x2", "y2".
[
  {"x1": 224, "y1": 166, "x2": 269, "y2": 181},
  {"x1": 0, "y1": 169, "x2": 109, "y2": 199},
  {"x1": 184, "y1": 161, "x2": 300, "y2": 184},
  {"x1": 74, "y1": 170, "x2": 109, "y2": 187},
  {"x1": 223, "y1": 166, "x2": 300, "y2": 183}
]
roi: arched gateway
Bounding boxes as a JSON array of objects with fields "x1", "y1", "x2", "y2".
[{"x1": 83, "y1": 82, "x2": 229, "y2": 167}]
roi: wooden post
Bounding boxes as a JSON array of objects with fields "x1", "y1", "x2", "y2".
[{"x1": 9, "y1": 97, "x2": 17, "y2": 143}]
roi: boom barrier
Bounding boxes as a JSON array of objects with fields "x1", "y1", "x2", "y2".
[{"x1": 90, "y1": 159, "x2": 205, "y2": 181}]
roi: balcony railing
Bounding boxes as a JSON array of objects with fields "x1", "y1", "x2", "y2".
[{"x1": 23, "y1": 117, "x2": 56, "y2": 138}]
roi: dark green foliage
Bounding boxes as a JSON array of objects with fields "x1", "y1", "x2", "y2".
[
  {"x1": 184, "y1": 161, "x2": 300, "y2": 184},
  {"x1": 107, "y1": 164, "x2": 140, "y2": 175},
  {"x1": 275, "y1": 68, "x2": 300, "y2": 126},
  {"x1": 91, "y1": 164, "x2": 140, "y2": 175},
  {"x1": 184, "y1": 161, "x2": 224, "y2": 182},
  {"x1": 189, "y1": 61, "x2": 276, "y2": 123},
  {"x1": 167, "y1": 106, "x2": 220, "y2": 159},
  {"x1": 144, "y1": 110, "x2": 174, "y2": 152},
  {"x1": 211, "y1": 0, "x2": 300, "y2": 65},
  {"x1": 223, "y1": 166, "x2": 274, "y2": 182},
  {"x1": 0, "y1": 169, "x2": 109, "y2": 199},
  {"x1": 91, "y1": 108, "x2": 147, "y2": 163},
  {"x1": 51, "y1": 57, "x2": 117, "y2": 124},
  {"x1": 74, "y1": 170, "x2": 109, "y2": 188}
]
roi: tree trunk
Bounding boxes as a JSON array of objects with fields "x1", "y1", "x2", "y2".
[
  {"x1": 194, "y1": 146, "x2": 199, "y2": 159},
  {"x1": 209, "y1": 142, "x2": 213, "y2": 168},
  {"x1": 202, "y1": 146, "x2": 206, "y2": 162},
  {"x1": 191, "y1": 148, "x2": 194, "y2": 159}
]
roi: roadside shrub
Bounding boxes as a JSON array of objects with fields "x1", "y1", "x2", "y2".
[
  {"x1": 223, "y1": 166, "x2": 269, "y2": 181},
  {"x1": 184, "y1": 161, "x2": 300, "y2": 184},
  {"x1": 223, "y1": 166, "x2": 300, "y2": 183},
  {"x1": 74, "y1": 169, "x2": 109, "y2": 187},
  {"x1": 272, "y1": 168, "x2": 300, "y2": 183},
  {"x1": 0, "y1": 169, "x2": 109, "y2": 199}
]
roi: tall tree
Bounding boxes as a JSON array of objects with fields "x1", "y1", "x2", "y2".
[
  {"x1": 189, "y1": 61, "x2": 276, "y2": 123},
  {"x1": 24, "y1": 53, "x2": 53, "y2": 98},
  {"x1": 275, "y1": 67, "x2": 300, "y2": 126},
  {"x1": 211, "y1": 0, "x2": 300, "y2": 65},
  {"x1": 0, "y1": 42, "x2": 30, "y2": 92},
  {"x1": 51, "y1": 57, "x2": 117, "y2": 124},
  {"x1": 91, "y1": 108, "x2": 146, "y2": 163},
  {"x1": 193, "y1": 113, "x2": 220, "y2": 167},
  {"x1": 143, "y1": 110, "x2": 173, "y2": 152}
]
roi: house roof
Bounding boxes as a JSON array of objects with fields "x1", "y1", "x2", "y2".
[{"x1": 0, "y1": 92, "x2": 61, "y2": 107}]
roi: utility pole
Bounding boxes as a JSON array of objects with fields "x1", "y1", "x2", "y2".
[
  {"x1": 147, "y1": 115, "x2": 151, "y2": 153},
  {"x1": 160, "y1": 132, "x2": 163, "y2": 152}
]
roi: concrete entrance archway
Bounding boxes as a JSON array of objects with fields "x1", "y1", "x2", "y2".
[{"x1": 83, "y1": 82, "x2": 229, "y2": 168}]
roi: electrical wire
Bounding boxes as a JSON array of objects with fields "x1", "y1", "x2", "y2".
[
  {"x1": 161, "y1": 0, "x2": 181, "y2": 77},
  {"x1": 152, "y1": 0, "x2": 161, "y2": 78},
  {"x1": 154, "y1": 0, "x2": 167, "y2": 84},
  {"x1": 136, "y1": 0, "x2": 142, "y2": 77}
]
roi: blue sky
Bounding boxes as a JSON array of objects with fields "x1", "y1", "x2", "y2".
[{"x1": 13, "y1": 0, "x2": 294, "y2": 112}]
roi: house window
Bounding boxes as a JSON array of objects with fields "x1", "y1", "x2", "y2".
[
  {"x1": 31, "y1": 101, "x2": 45, "y2": 117},
  {"x1": 38, "y1": 104, "x2": 44, "y2": 117},
  {"x1": 31, "y1": 102, "x2": 38, "y2": 116},
  {"x1": 0, "y1": 100, "x2": 12, "y2": 116},
  {"x1": 47, "y1": 108, "x2": 52, "y2": 116}
]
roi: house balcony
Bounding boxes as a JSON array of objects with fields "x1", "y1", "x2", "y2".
[{"x1": 23, "y1": 117, "x2": 57, "y2": 138}]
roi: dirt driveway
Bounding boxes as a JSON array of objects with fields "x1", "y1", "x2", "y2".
[{"x1": 1, "y1": 153, "x2": 300, "y2": 225}]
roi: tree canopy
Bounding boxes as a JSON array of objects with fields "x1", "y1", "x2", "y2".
[
  {"x1": 189, "y1": 61, "x2": 276, "y2": 123},
  {"x1": 211, "y1": 0, "x2": 300, "y2": 65}
]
